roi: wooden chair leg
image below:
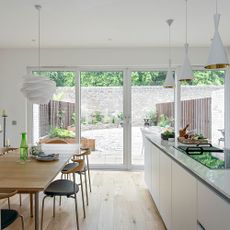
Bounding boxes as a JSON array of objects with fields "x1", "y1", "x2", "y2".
[
  {"x1": 80, "y1": 173, "x2": 86, "y2": 218},
  {"x1": 7, "y1": 197, "x2": 10, "y2": 209},
  {"x1": 19, "y1": 194, "x2": 22, "y2": 206},
  {"x1": 30, "y1": 193, "x2": 33, "y2": 217},
  {"x1": 86, "y1": 156, "x2": 92, "y2": 192},
  {"x1": 84, "y1": 172, "x2": 89, "y2": 206}
]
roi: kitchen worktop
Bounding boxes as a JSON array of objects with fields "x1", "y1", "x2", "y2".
[{"x1": 142, "y1": 128, "x2": 230, "y2": 203}]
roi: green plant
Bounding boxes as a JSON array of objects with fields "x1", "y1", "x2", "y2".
[
  {"x1": 90, "y1": 111, "x2": 104, "y2": 124},
  {"x1": 116, "y1": 112, "x2": 124, "y2": 126},
  {"x1": 145, "y1": 110, "x2": 157, "y2": 126},
  {"x1": 158, "y1": 114, "x2": 171, "y2": 128},
  {"x1": 48, "y1": 127, "x2": 75, "y2": 138},
  {"x1": 57, "y1": 110, "x2": 65, "y2": 128},
  {"x1": 71, "y1": 112, "x2": 77, "y2": 125}
]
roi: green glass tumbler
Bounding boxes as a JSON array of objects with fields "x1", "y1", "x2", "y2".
[{"x1": 20, "y1": 132, "x2": 28, "y2": 162}]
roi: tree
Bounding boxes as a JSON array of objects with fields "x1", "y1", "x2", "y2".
[{"x1": 33, "y1": 70, "x2": 224, "y2": 87}]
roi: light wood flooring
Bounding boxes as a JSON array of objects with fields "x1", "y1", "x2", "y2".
[{"x1": 0, "y1": 171, "x2": 166, "y2": 230}]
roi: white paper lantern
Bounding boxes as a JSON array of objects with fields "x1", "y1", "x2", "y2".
[{"x1": 21, "y1": 74, "x2": 56, "y2": 104}]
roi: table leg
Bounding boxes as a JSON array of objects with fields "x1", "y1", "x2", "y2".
[{"x1": 35, "y1": 192, "x2": 39, "y2": 230}]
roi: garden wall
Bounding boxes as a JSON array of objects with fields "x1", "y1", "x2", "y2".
[{"x1": 55, "y1": 85, "x2": 223, "y2": 126}]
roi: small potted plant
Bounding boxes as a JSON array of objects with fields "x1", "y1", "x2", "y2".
[{"x1": 161, "y1": 128, "x2": 175, "y2": 141}]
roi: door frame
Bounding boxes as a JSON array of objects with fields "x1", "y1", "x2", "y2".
[{"x1": 27, "y1": 66, "x2": 171, "y2": 170}]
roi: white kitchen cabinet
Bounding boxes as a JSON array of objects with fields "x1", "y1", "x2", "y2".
[
  {"x1": 159, "y1": 152, "x2": 172, "y2": 230},
  {"x1": 197, "y1": 181, "x2": 230, "y2": 230},
  {"x1": 172, "y1": 161, "x2": 197, "y2": 230},
  {"x1": 151, "y1": 144, "x2": 160, "y2": 209},
  {"x1": 144, "y1": 137, "x2": 152, "y2": 192}
]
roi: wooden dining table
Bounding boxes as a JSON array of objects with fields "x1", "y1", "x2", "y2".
[{"x1": 0, "y1": 146, "x2": 78, "y2": 230}]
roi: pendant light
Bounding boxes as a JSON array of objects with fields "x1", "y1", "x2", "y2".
[
  {"x1": 21, "y1": 5, "x2": 56, "y2": 104},
  {"x1": 164, "y1": 19, "x2": 175, "y2": 88},
  {"x1": 205, "y1": 0, "x2": 229, "y2": 69},
  {"x1": 178, "y1": 0, "x2": 194, "y2": 81}
]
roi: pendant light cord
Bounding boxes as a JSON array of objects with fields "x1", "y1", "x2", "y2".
[
  {"x1": 216, "y1": 0, "x2": 218, "y2": 14},
  {"x1": 169, "y1": 22, "x2": 171, "y2": 65},
  {"x1": 35, "y1": 5, "x2": 41, "y2": 72},
  {"x1": 185, "y1": 0, "x2": 188, "y2": 44},
  {"x1": 38, "y1": 6, "x2": 40, "y2": 71}
]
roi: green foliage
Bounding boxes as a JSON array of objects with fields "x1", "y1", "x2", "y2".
[
  {"x1": 161, "y1": 130, "x2": 175, "y2": 138},
  {"x1": 131, "y1": 71, "x2": 167, "y2": 86},
  {"x1": 181, "y1": 70, "x2": 224, "y2": 86},
  {"x1": 48, "y1": 127, "x2": 75, "y2": 138},
  {"x1": 145, "y1": 110, "x2": 157, "y2": 126},
  {"x1": 33, "y1": 70, "x2": 224, "y2": 87},
  {"x1": 90, "y1": 111, "x2": 104, "y2": 124},
  {"x1": 33, "y1": 71, "x2": 75, "y2": 87},
  {"x1": 81, "y1": 72, "x2": 123, "y2": 86},
  {"x1": 71, "y1": 113, "x2": 76, "y2": 125},
  {"x1": 57, "y1": 110, "x2": 65, "y2": 128},
  {"x1": 158, "y1": 114, "x2": 171, "y2": 128},
  {"x1": 190, "y1": 153, "x2": 224, "y2": 169},
  {"x1": 117, "y1": 112, "x2": 124, "y2": 121}
]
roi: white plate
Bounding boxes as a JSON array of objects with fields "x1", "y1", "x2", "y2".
[{"x1": 36, "y1": 154, "x2": 59, "y2": 162}]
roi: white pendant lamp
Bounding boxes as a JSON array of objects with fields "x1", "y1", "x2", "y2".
[
  {"x1": 21, "y1": 5, "x2": 56, "y2": 104},
  {"x1": 178, "y1": 0, "x2": 194, "y2": 81},
  {"x1": 205, "y1": 0, "x2": 229, "y2": 69},
  {"x1": 164, "y1": 19, "x2": 175, "y2": 88}
]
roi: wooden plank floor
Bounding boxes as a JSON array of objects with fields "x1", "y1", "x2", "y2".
[{"x1": 0, "y1": 171, "x2": 166, "y2": 230}]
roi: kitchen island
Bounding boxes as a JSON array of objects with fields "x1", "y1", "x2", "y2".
[{"x1": 142, "y1": 128, "x2": 230, "y2": 230}]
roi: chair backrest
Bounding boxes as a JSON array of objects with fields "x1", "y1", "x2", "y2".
[
  {"x1": 45, "y1": 139, "x2": 68, "y2": 144},
  {"x1": 80, "y1": 147, "x2": 91, "y2": 156},
  {"x1": 62, "y1": 159, "x2": 85, "y2": 175}
]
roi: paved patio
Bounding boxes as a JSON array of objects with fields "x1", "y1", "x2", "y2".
[{"x1": 82, "y1": 126, "x2": 144, "y2": 165}]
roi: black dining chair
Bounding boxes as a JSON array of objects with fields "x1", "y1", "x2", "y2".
[
  {"x1": 41, "y1": 160, "x2": 84, "y2": 230},
  {"x1": 0, "y1": 189, "x2": 24, "y2": 230}
]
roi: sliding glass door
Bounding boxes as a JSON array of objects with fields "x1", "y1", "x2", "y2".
[
  {"x1": 80, "y1": 71, "x2": 124, "y2": 166},
  {"x1": 30, "y1": 68, "x2": 173, "y2": 169}
]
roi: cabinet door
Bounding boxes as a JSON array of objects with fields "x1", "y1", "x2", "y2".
[
  {"x1": 172, "y1": 161, "x2": 197, "y2": 230},
  {"x1": 197, "y1": 181, "x2": 230, "y2": 230},
  {"x1": 151, "y1": 144, "x2": 160, "y2": 209},
  {"x1": 160, "y1": 153, "x2": 172, "y2": 230},
  {"x1": 144, "y1": 137, "x2": 152, "y2": 191}
]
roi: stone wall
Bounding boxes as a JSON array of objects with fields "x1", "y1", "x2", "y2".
[{"x1": 56, "y1": 85, "x2": 223, "y2": 127}]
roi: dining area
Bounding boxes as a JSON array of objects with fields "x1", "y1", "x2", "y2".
[{"x1": 0, "y1": 143, "x2": 92, "y2": 230}]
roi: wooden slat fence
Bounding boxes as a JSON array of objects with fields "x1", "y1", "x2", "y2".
[
  {"x1": 39, "y1": 100, "x2": 75, "y2": 137},
  {"x1": 156, "y1": 97, "x2": 211, "y2": 139}
]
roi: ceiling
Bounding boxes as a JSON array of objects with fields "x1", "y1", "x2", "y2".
[{"x1": 0, "y1": 0, "x2": 229, "y2": 48}]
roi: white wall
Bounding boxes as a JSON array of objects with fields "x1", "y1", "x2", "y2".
[{"x1": 0, "y1": 47, "x2": 214, "y2": 146}]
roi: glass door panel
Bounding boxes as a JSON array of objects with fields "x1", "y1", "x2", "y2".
[
  {"x1": 131, "y1": 71, "x2": 174, "y2": 165},
  {"x1": 32, "y1": 71, "x2": 76, "y2": 144},
  {"x1": 80, "y1": 71, "x2": 124, "y2": 165}
]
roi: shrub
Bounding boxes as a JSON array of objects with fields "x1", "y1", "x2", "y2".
[
  {"x1": 145, "y1": 110, "x2": 157, "y2": 126},
  {"x1": 158, "y1": 114, "x2": 171, "y2": 128},
  {"x1": 48, "y1": 127, "x2": 75, "y2": 138}
]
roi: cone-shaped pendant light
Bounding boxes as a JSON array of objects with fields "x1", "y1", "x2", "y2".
[
  {"x1": 205, "y1": 0, "x2": 229, "y2": 69},
  {"x1": 164, "y1": 19, "x2": 175, "y2": 88},
  {"x1": 178, "y1": 0, "x2": 194, "y2": 81},
  {"x1": 21, "y1": 5, "x2": 56, "y2": 104}
]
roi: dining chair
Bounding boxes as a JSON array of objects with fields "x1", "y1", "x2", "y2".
[
  {"x1": 0, "y1": 148, "x2": 31, "y2": 217},
  {"x1": 72, "y1": 147, "x2": 92, "y2": 206},
  {"x1": 44, "y1": 139, "x2": 69, "y2": 144},
  {"x1": 60, "y1": 159, "x2": 86, "y2": 218},
  {"x1": 0, "y1": 189, "x2": 24, "y2": 230},
  {"x1": 41, "y1": 160, "x2": 84, "y2": 230}
]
